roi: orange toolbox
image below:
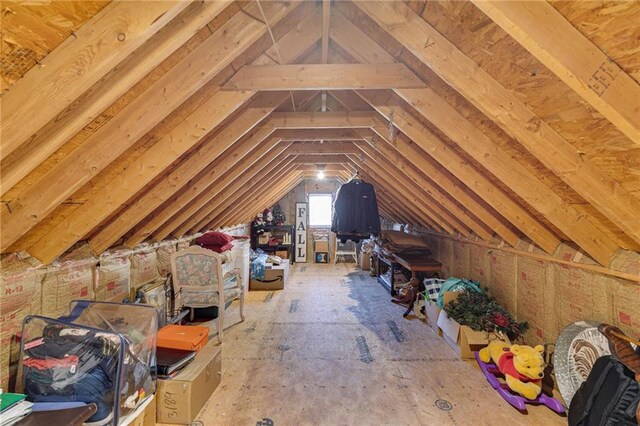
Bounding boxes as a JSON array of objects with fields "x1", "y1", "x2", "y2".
[{"x1": 157, "y1": 325, "x2": 209, "y2": 352}]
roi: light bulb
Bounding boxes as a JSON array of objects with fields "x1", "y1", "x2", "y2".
[{"x1": 317, "y1": 170, "x2": 325, "y2": 179}]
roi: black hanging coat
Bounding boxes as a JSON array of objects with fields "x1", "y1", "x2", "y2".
[{"x1": 331, "y1": 180, "x2": 380, "y2": 241}]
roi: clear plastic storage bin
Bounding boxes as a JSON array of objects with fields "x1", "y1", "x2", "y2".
[{"x1": 18, "y1": 301, "x2": 158, "y2": 425}]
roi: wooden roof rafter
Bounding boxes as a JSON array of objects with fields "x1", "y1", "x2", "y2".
[{"x1": 352, "y1": 1, "x2": 640, "y2": 256}]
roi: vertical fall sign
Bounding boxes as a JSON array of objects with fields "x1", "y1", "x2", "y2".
[{"x1": 295, "y1": 202, "x2": 307, "y2": 263}]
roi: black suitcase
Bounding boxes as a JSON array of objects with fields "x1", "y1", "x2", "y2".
[{"x1": 569, "y1": 355, "x2": 639, "y2": 426}]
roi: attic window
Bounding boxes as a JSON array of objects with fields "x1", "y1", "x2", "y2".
[{"x1": 309, "y1": 193, "x2": 332, "y2": 227}]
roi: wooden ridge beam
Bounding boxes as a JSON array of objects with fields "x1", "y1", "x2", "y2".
[
  {"x1": 1, "y1": 1, "x2": 235, "y2": 193},
  {"x1": 0, "y1": 1, "x2": 192, "y2": 158},
  {"x1": 321, "y1": 0, "x2": 331, "y2": 63},
  {"x1": 295, "y1": 164, "x2": 350, "y2": 171},
  {"x1": 222, "y1": 63, "x2": 426, "y2": 91},
  {"x1": 1, "y1": 0, "x2": 302, "y2": 254},
  {"x1": 472, "y1": 0, "x2": 640, "y2": 145},
  {"x1": 354, "y1": 1, "x2": 640, "y2": 251}
]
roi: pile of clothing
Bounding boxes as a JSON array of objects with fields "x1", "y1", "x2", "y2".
[
  {"x1": 21, "y1": 303, "x2": 157, "y2": 425},
  {"x1": 375, "y1": 230, "x2": 432, "y2": 257},
  {"x1": 23, "y1": 323, "x2": 153, "y2": 425},
  {"x1": 194, "y1": 232, "x2": 234, "y2": 253},
  {"x1": 23, "y1": 324, "x2": 126, "y2": 425}
]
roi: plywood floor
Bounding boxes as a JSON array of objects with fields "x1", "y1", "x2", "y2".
[{"x1": 195, "y1": 263, "x2": 567, "y2": 425}]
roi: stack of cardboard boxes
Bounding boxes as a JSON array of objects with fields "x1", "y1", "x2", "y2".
[{"x1": 155, "y1": 325, "x2": 222, "y2": 425}]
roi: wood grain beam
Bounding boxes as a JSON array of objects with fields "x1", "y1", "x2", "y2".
[
  {"x1": 205, "y1": 166, "x2": 301, "y2": 232},
  {"x1": 321, "y1": 0, "x2": 331, "y2": 63},
  {"x1": 290, "y1": 155, "x2": 349, "y2": 164},
  {"x1": 151, "y1": 143, "x2": 293, "y2": 242},
  {"x1": 269, "y1": 111, "x2": 381, "y2": 129},
  {"x1": 287, "y1": 142, "x2": 359, "y2": 154},
  {"x1": 355, "y1": 141, "x2": 494, "y2": 241},
  {"x1": 472, "y1": 0, "x2": 640, "y2": 145},
  {"x1": 125, "y1": 136, "x2": 289, "y2": 246},
  {"x1": 0, "y1": 1, "x2": 192, "y2": 158},
  {"x1": 222, "y1": 63, "x2": 425, "y2": 90},
  {"x1": 276, "y1": 128, "x2": 369, "y2": 141},
  {"x1": 354, "y1": 1, "x2": 640, "y2": 253},
  {"x1": 1, "y1": 0, "x2": 301, "y2": 254},
  {"x1": 172, "y1": 156, "x2": 298, "y2": 238},
  {"x1": 328, "y1": 17, "x2": 523, "y2": 246},
  {"x1": 360, "y1": 93, "x2": 563, "y2": 255},
  {"x1": 295, "y1": 164, "x2": 349, "y2": 172},
  {"x1": 330, "y1": 13, "x2": 560, "y2": 253},
  {"x1": 1, "y1": 1, "x2": 235, "y2": 193},
  {"x1": 85, "y1": 95, "x2": 290, "y2": 255},
  {"x1": 349, "y1": 154, "x2": 463, "y2": 236}
]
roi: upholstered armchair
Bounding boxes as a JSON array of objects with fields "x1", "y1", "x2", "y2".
[{"x1": 170, "y1": 246, "x2": 245, "y2": 343}]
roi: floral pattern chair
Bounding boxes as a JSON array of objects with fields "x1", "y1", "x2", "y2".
[{"x1": 171, "y1": 246, "x2": 245, "y2": 343}]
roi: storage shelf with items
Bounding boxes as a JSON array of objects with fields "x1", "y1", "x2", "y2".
[
  {"x1": 252, "y1": 224, "x2": 295, "y2": 263},
  {"x1": 377, "y1": 255, "x2": 410, "y2": 296}
]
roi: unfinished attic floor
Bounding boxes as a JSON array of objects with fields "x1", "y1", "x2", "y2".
[{"x1": 194, "y1": 263, "x2": 566, "y2": 426}]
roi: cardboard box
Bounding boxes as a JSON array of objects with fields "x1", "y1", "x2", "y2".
[
  {"x1": 437, "y1": 309, "x2": 490, "y2": 359},
  {"x1": 436, "y1": 291, "x2": 507, "y2": 359},
  {"x1": 271, "y1": 259, "x2": 290, "y2": 285},
  {"x1": 250, "y1": 268, "x2": 284, "y2": 291},
  {"x1": 156, "y1": 346, "x2": 221, "y2": 424},
  {"x1": 128, "y1": 395, "x2": 156, "y2": 426},
  {"x1": 424, "y1": 300, "x2": 442, "y2": 336},
  {"x1": 360, "y1": 253, "x2": 371, "y2": 271},
  {"x1": 157, "y1": 325, "x2": 209, "y2": 352},
  {"x1": 314, "y1": 240, "x2": 329, "y2": 252},
  {"x1": 275, "y1": 250, "x2": 289, "y2": 259}
]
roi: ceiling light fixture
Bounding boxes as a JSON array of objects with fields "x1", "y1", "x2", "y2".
[{"x1": 317, "y1": 165, "x2": 325, "y2": 180}]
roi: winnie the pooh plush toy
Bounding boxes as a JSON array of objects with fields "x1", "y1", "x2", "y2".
[{"x1": 479, "y1": 340, "x2": 545, "y2": 400}]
